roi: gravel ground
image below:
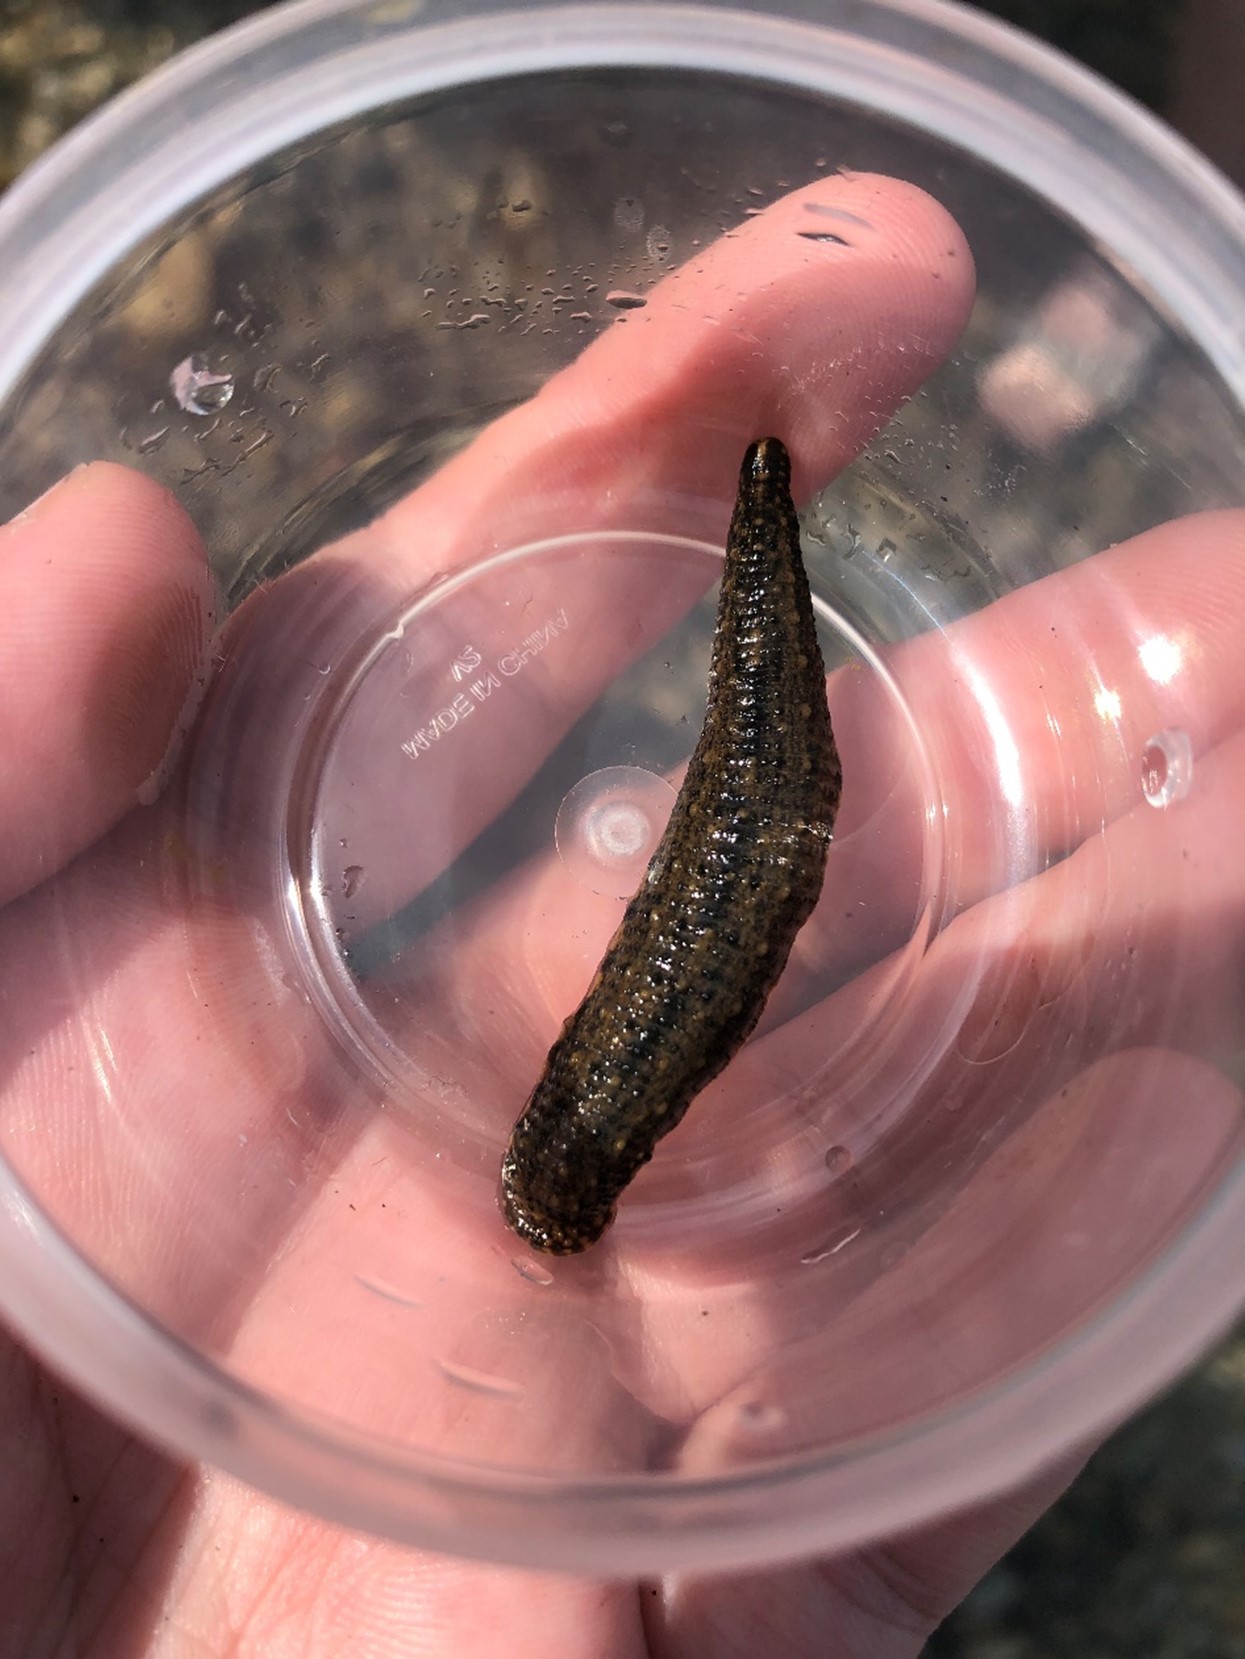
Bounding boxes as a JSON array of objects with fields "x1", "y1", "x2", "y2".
[{"x1": 0, "y1": 4, "x2": 1241, "y2": 1657}]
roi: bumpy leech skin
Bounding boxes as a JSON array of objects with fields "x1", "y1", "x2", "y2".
[{"x1": 500, "y1": 437, "x2": 843, "y2": 1254}]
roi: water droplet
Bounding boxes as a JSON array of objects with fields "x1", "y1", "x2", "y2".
[
  {"x1": 646, "y1": 225, "x2": 673, "y2": 261},
  {"x1": 512, "y1": 1255, "x2": 554, "y2": 1286},
  {"x1": 606, "y1": 289, "x2": 647, "y2": 311},
  {"x1": 436, "y1": 1359, "x2": 524, "y2": 1399},
  {"x1": 458, "y1": 313, "x2": 490, "y2": 329},
  {"x1": 341, "y1": 864, "x2": 364, "y2": 899},
  {"x1": 1141, "y1": 728, "x2": 1193, "y2": 807},
  {"x1": 823, "y1": 1144, "x2": 852, "y2": 1175},
  {"x1": 136, "y1": 426, "x2": 170, "y2": 454},
  {"x1": 356, "y1": 1276, "x2": 423, "y2": 1309},
  {"x1": 735, "y1": 1400, "x2": 785, "y2": 1434},
  {"x1": 799, "y1": 1226, "x2": 862, "y2": 1265},
  {"x1": 803, "y1": 201, "x2": 872, "y2": 229},
  {"x1": 613, "y1": 195, "x2": 644, "y2": 233},
  {"x1": 241, "y1": 429, "x2": 272, "y2": 458},
  {"x1": 796, "y1": 230, "x2": 851, "y2": 246},
  {"x1": 169, "y1": 354, "x2": 235, "y2": 415}
]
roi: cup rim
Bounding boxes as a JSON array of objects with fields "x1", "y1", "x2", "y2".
[{"x1": 0, "y1": 0, "x2": 1242, "y2": 1572}]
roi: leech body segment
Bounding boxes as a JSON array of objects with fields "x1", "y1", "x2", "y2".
[{"x1": 500, "y1": 437, "x2": 842, "y2": 1253}]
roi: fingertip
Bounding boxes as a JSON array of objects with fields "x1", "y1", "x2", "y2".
[
  {"x1": 824, "y1": 170, "x2": 977, "y2": 348},
  {"x1": 80, "y1": 465, "x2": 219, "y2": 802},
  {"x1": 9, "y1": 460, "x2": 202, "y2": 558},
  {"x1": 574, "y1": 168, "x2": 977, "y2": 504},
  {"x1": 383, "y1": 170, "x2": 978, "y2": 568},
  {"x1": 0, "y1": 463, "x2": 217, "y2": 901},
  {"x1": 768, "y1": 171, "x2": 976, "y2": 294},
  {"x1": 752, "y1": 173, "x2": 977, "y2": 491}
]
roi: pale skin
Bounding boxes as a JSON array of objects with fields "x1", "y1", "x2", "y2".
[{"x1": 2, "y1": 173, "x2": 1242, "y2": 1657}]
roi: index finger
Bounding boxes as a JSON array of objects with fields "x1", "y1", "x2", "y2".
[
  {"x1": 209, "y1": 172, "x2": 973, "y2": 938},
  {"x1": 369, "y1": 171, "x2": 975, "y2": 566}
]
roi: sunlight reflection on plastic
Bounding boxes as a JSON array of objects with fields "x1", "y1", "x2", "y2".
[{"x1": 554, "y1": 765, "x2": 677, "y2": 900}]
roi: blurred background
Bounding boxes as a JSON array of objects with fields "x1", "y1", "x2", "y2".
[{"x1": 0, "y1": 1, "x2": 1242, "y2": 1655}]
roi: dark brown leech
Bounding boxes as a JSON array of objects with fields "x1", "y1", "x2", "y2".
[{"x1": 500, "y1": 437, "x2": 842, "y2": 1253}]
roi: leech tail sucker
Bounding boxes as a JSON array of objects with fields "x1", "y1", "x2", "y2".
[{"x1": 500, "y1": 436, "x2": 842, "y2": 1254}]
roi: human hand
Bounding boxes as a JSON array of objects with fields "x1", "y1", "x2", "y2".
[{"x1": 2, "y1": 171, "x2": 1240, "y2": 1657}]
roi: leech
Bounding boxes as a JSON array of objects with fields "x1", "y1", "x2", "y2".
[{"x1": 501, "y1": 437, "x2": 842, "y2": 1253}]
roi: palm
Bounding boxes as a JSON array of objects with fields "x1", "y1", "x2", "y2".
[{"x1": 3, "y1": 173, "x2": 1240, "y2": 1658}]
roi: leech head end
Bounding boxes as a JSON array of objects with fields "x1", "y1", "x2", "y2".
[{"x1": 743, "y1": 435, "x2": 791, "y2": 486}]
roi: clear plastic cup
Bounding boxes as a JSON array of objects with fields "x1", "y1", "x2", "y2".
[{"x1": 0, "y1": 0, "x2": 1242, "y2": 1573}]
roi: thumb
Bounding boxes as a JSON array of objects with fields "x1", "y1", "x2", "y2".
[{"x1": 0, "y1": 462, "x2": 215, "y2": 904}]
